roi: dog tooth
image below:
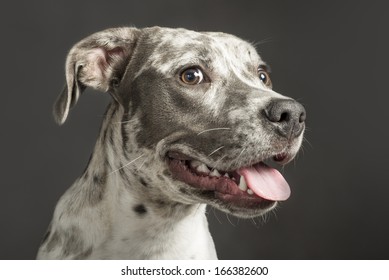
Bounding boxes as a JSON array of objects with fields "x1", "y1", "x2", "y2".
[
  {"x1": 224, "y1": 173, "x2": 230, "y2": 178},
  {"x1": 210, "y1": 169, "x2": 221, "y2": 177},
  {"x1": 247, "y1": 189, "x2": 254, "y2": 195},
  {"x1": 190, "y1": 160, "x2": 202, "y2": 168},
  {"x1": 238, "y1": 176, "x2": 248, "y2": 191},
  {"x1": 196, "y1": 163, "x2": 210, "y2": 174}
]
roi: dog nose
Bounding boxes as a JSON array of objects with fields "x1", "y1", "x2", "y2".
[{"x1": 265, "y1": 99, "x2": 306, "y2": 138}]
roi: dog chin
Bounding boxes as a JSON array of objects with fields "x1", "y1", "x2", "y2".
[{"x1": 212, "y1": 199, "x2": 278, "y2": 219}]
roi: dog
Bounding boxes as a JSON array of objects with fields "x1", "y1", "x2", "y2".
[{"x1": 37, "y1": 26, "x2": 306, "y2": 259}]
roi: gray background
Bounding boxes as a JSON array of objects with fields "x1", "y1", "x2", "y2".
[{"x1": 0, "y1": 0, "x2": 386, "y2": 259}]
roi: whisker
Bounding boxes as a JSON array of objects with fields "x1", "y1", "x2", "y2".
[
  {"x1": 236, "y1": 147, "x2": 247, "y2": 168},
  {"x1": 252, "y1": 37, "x2": 275, "y2": 48},
  {"x1": 303, "y1": 136, "x2": 313, "y2": 149},
  {"x1": 251, "y1": 217, "x2": 258, "y2": 227},
  {"x1": 109, "y1": 154, "x2": 144, "y2": 175},
  {"x1": 225, "y1": 213, "x2": 236, "y2": 227},
  {"x1": 208, "y1": 146, "x2": 224, "y2": 157},
  {"x1": 197, "y1": 128, "x2": 231, "y2": 136},
  {"x1": 136, "y1": 158, "x2": 147, "y2": 172},
  {"x1": 212, "y1": 208, "x2": 222, "y2": 224},
  {"x1": 211, "y1": 154, "x2": 227, "y2": 170},
  {"x1": 299, "y1": 144, "x2": 305, "y2": 156},
  {"x1": 113, "y1": 120, "x2": 131, "y2": 124}
]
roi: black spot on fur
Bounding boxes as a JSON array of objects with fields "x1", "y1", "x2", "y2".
[
  {"x1": 139, "y1": 178, "x2": 149, "y2": 188},
  {"x1": 133, "y1": 204, "x2": 147, "y2": 215},
  {"x1": 88, "y1": 174, "x2": 107, "y2": 204},
  {"x1": 93, "y1": 174, "x2": 106, "y2": 185},
  {"x1": 62, "y1": 226, "x2": 85, "y2": 257}
]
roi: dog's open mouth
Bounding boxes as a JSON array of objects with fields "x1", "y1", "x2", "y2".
[{"x1": 167, "y1": 151, "x2": 291, "y2": 208}]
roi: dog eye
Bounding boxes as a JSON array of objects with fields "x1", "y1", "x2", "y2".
[
  {"x1": 258, "y1": 66, "x2": 272, "y2": 87},
  {"x1": 258, "y1": 70, "x2": 271, "y2": 87},
  {"x1": 181, "y1": 68, "x2": 204, "y2": 85}
]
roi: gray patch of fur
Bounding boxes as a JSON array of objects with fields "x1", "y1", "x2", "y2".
[{"x1": 62, "y1": 226, "x2": 85, "y2": 257}]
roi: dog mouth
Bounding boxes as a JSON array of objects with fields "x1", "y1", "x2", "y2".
[{"x1": 167, "y1": 151, "x2": 291, "y2": 209}]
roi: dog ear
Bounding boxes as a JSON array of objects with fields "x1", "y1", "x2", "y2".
[{"x1": 53, "y1": 27, "x2": 140, "y2": 125}]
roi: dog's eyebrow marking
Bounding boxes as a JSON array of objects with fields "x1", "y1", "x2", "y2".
[
  {"x1": 197, "y1": 127, "x2": 231, "y2": 136},
  {"x1": 133, "y1": 204, "x2": 147, "y2": 215},
  {"x1": 258, "y1": 63, "x2": 271, "y2": 73}
]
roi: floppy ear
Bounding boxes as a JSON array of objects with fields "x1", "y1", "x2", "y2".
[{"x1": 53, "y1": 27, "x2": 140, "y2": 125}]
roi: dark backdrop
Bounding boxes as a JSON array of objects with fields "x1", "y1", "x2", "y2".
[{"x1": 0, "y1": 0, "x2": 386, "y2": 259}]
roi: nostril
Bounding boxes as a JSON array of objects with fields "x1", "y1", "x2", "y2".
[
  {"x1": 265, "y1": 103, "x2": 292, "y2": 123},
  {"x1": 299, "y1": 111, "x2": 306, "y2": 123},
  {"x1": 279, "y1": 112, "x2": 290, "y2": 122}
]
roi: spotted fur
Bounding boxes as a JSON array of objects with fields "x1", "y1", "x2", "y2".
[{"x1": 37, "y1": 26, "x2": 305, "y2": 259}]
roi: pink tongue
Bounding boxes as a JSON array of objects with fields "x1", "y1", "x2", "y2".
[{"x1": 238, "y1": 163, "x2": 291, "y2": 201}]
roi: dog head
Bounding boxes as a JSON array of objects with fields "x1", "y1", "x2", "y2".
[{"x1": 54, "y1": 27, "x2": 306, "y2": 218}]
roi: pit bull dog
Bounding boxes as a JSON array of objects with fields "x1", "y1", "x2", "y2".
[{"x1": 37, "y1": 26, "x2": 306, "y2": 259}]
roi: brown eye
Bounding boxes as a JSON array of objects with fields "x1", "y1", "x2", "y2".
[
  {"x1": 258, "y1": 70, "x2": 271, "y2": 87},
  {"x1": 181, "y1": 68, "x2": 204, "y2": 85}
]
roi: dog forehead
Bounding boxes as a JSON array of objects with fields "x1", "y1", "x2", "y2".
[
  {"x1": 147, "y1": 27, "x2": 254, "y2": 49},
  {"x1": 141, "y1": 27, "x2": 262, "y2": 74}
]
